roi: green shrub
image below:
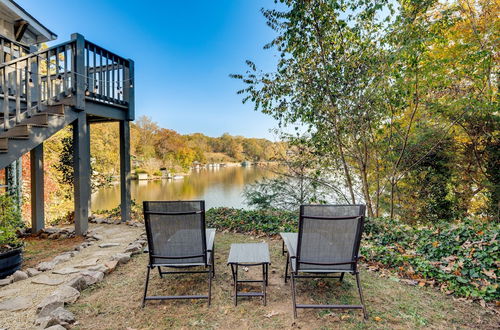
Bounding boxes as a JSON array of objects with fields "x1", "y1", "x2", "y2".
[
  {"x1": 362, "y1": 217, "x2": 499, "y2": 302},
  {"x1": 135, "y1": 168, "x2": 148, "y2": 174},
  {"x1": 0, "y1": 194, "x2": 23, "y2": 251},
  {"x1": 206, "y1": 207, "x2": 297, "y2": 235}
]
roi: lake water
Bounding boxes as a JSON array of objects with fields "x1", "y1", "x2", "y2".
[{"x1": 90, "y1": 166, "x2": 275, "y2": 211}]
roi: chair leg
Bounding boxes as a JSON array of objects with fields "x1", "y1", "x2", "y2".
[
  {"x1": 355, "y1": 272, "x2": 368, "y2": 320},
  {"x1": 157, "y1": 266, "x2": 163, "y2": 278},
  {"x1": 290, "y1": 272, "x2": 298, "y2": 318},
  {"x1": 211, "y1": 251, "x2": 215, "y2": 278},
  {"x1": 284, "y1": 255, "x2": 289, "y2": 283},
  {"x1": 207, "y1": 265, "x2": 212, "y2": 306},
  {"x1": 142, "y1": 266, "x2": 151, "y2": 308},
  {"x1": 339, "y1": 272, "x2": 345, "y2": 282}
]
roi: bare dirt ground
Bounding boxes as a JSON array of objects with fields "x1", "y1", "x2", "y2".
[{"x1": 70, "y1": 233, "x2": 499, "y2": 329}]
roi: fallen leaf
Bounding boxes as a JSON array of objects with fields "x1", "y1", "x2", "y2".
[
  {"x1": 418, "y1": 282, "x2": 426, "y2": 287},
  {"x1": 340, "y1": 314, "x2": 350, "y2": 320},
  {"x1": 374, "y1": 316, "x2": 382, "y2": 322},
  {"x1": 264, "y1": 311, "x2": 280, "y2": 318},
  {"x1": 482, "y1": 269, "x2": 497, "y2": 279}
]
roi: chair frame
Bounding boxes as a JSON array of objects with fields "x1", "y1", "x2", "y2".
[
  {"x1": 142, "y1": 200, "x2": 215, "y2": 307},
  {"x1": 283, "y1": 204, "x2": 368, "y2": 319}
]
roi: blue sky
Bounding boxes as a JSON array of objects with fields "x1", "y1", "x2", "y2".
[{"x1": 22, "y1": 0, "x2": 281, "y2": 139}]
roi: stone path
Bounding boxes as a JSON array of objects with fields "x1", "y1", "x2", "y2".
[{"x1": 0, "y1": 223, "x2": 145, "y2": 330}]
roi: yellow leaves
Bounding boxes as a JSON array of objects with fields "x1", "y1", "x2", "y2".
[
  {"x1": 340, "y1": 314, "x2": 350, "y2": 320},
  {"x1": 373, "y1": 316, "x2": 382, "y2": 322},
  {"x1": 432, "y1": 241, "x2": 439, "y2": 247}
]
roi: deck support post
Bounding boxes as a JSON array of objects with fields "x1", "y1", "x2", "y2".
[
  {"x1": 30, "y1": 143, "x2": 44, "y2": 233},
  {"x1": 73, "y1": 113, "x2": 90, "y2": 235},
  {"x1": 71, "y1": 33, "x2": 86, "y2": 111},
  {"x1": 120, "y1": 120, "x2": 131, "y2": 222}
]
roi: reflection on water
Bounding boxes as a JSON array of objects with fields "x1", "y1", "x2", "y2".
[{"x1": 91, "y1": 166, "x2": 275, "y2": 211}]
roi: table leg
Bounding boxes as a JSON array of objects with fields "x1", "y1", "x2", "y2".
[
  {"x1": 262, "y1": 263, "x2": 267, "y2": 306},
  {"x1": 234, "y1": 264, "x2": 238, "y2": 306}
]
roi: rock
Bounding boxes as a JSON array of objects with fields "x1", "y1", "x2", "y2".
[
  {"x1": 113, "y1": 220, "x2": 122, "y2": 225},
  {"x1": 66, "y1": 275, "x2": 87, "y2": 291},
  {"x1": 0, "y1": 296, "x2": 32, "y2": 311},
  {"x1": 50, "y1": 306, "x2": 75, "y2": 324},
  {"x1": 66, "y1": 270, "x2": 104, "y2": 292},
  {"x1": 112, "y1": 252, "x2": 131, "y2": 264},
  {"x1": 48, "y1": 233, "x2": 61, "y2": 239},
  {"x1": 87, "y1": 264, "x2": 108, "y2": 273},
  {"x1": 52, "y1": 267, "x2": 80, "y2": 275},
  {"x1": 34, "y1": 315, "x2": 59, "y2": 328},
  {"x1": 79, "y1": 270, "x2": 104, "y2": 285},
  {"x1": 53, "y1": 254, "x2": 72, "y2": 264},
  {"x1": 135, "y1": 239, "x2": 147, "y2": 245},
  {"x1": 26, "y1": 267, "x2": 42, "y2": 277},
  {"x1": 104, "y1": 260, "x2": 119, "y2": 273},
  {"x1": 125, "y1": 243, "x2": 142, "y2": 255},
  {"x1": 32, "y1": 275, "x2": 65, "y2": 286},
  {"x1": 74, "y1": 257, "x2": 99, "y2": 268},
  {"x1": 45, "y1": 325, "x2": 67, "y2": 330},
  {"x1": 0, "y1": 278, "x2": 13, "y2": 286},
  {"x1": 59, "y1": 234, "x2": 68, "y2": 240},
  {"x1": 44, "y1": 227, "x2": 61, "y2": 234},
  {"x1": 94, "y1": 218, "x2": 105, "y2": 224},
  {"x1": 40, "y1": 233, "x2": 49, "y2": 239},
  {"x1": 37, "y1": 261, "x2": 57, "y2": 271},
  {"x1": 11, "y1": 270, "x2": 28, "y2": 282},
  {"x1": 38, "y1": 286, "x2": 80, "y2": 313},
  {"x1": 92, "y1": 234, "x2": 104, "y2": 241},
  {"x1": 98, "y1": 243, "x2": 120, "y2": 248},
  {"x1": 0, "y1": 288, "x2": 19, "y2": 298}
]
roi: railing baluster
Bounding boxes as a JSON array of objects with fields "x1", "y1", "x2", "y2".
[
  {"x1": 93, "y1": 45, "x2": 97, "y2": 97},
  {"x1": 111, "y1": 54, "x2": 115, "y2": 101},
  {"x1": 99, "y1": 48, "x2": 103, "y2": 99},
  {"x1": 2, "y1": 68, "x2": 8, "y2": 130},
  {"x1": 15, "y1": 62, "x2": 20, "y2": 124},
  {"x1": 55, "y1": 47, "x2": 61, "y2": 97},
  {"x1": 105, "y1": 53, "x2": 110, "y2": 100},
  {"x1": 46, "y1": 50, "x2": 51, "y2": 104},
  {"x1": 63, "y1": 45, "x2": 68, "y2": 93},
  {"x1": 85, "y1": 44, "x2": 89, "y2": 95},
  {"x1": 26, "y1": 58, "x2": 31, "y2": 117}
]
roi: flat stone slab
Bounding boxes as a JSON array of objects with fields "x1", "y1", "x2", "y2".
[
  {"x1": 0, "y1": 296, "x2": 32, "y2": 311},
  {"x1": 0, "y1": 288, "x2": 19, "y2": 298},
  {"x1": 52, "y1": 267, "x2": 80, "y2": 275},
  {"x1": 74, "y1": 258, "x2": 99, "y2": 268},
  {"x1": 32, "y1": 275, "x2": 65, "y2": 286},
  {"x1": 98, "y1": 243, "x2": 120, "y2": 248}
]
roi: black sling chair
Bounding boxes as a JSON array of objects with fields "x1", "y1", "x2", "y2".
[
  {"x1": 280, "y1": 204, "x2": 367, "y2": 319},
  {"x1": 142, "y1": 201, "x2": 215, "y2": 307}
]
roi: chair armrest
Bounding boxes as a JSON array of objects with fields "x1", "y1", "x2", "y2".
[{"x1": 206, "y1": 228, "x2": 216, "y2": 251}]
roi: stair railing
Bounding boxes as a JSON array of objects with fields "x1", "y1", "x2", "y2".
[{"x1": 0, "y1": 34, "x2": 134, "y2": 131}]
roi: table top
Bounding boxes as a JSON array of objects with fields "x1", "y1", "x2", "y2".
[{"x1": 227, "y1": 243, "x2": 270, "y2": 264}]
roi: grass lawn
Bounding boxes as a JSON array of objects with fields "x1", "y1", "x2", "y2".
[{"x1": 69, "y1": 233, "x2": 498, "y2": 329}]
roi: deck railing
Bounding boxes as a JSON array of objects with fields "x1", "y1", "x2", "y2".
[{"x1": 0, "y1": 33, "x2": 134, "y2": 130}]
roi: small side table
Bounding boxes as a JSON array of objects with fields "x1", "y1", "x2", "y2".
[{"x1": 227, "y1": 243, "x2": 270, "y2": 306}]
